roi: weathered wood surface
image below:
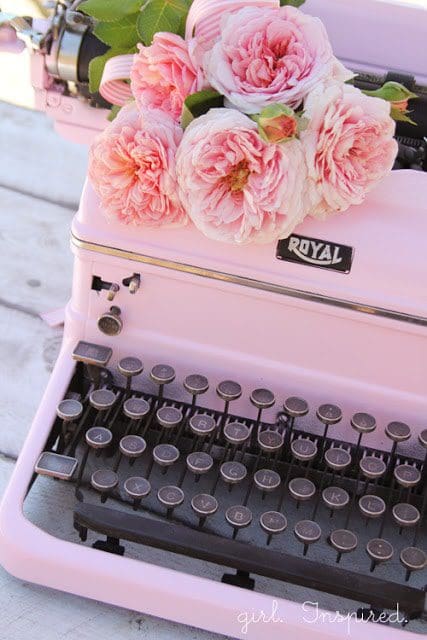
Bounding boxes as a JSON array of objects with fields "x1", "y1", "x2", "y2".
[{"x1": 0, "y1": 101, "x2": 222, "y2": 639}]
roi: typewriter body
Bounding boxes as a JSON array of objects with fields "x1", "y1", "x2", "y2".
[{"x1": 1, "y1": 1, "x2": 427, "y2": 639}]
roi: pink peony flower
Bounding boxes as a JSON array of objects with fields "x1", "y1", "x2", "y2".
[
  {"x1": 130, "y1": 32, "x2": 205, "y2": 121},
  {"x1": 301, "y1": 84, "x2": 398, "y2": 219},
  {"x1": 176, "y1": 108, "x2": 306, "y2": 244},
  {"x1": 88, "y1": 104, "x2": 187, "y2": 227},
  {"x1": 205, "y1": 6, "x2": 352, "y2": 114}
]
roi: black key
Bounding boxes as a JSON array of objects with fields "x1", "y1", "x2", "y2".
[
  {"x1": 317, "y1": 404, "x2": 342, "y2": 425},
  {"x1": 225, "y1": 505, "x2": 252, "y2": 539},
  {"x1": 289, "y1": 478, "x2": 316, "y2": 503},
  {"x1": 184, "y1": 374, "x2": 209, "y2": 399},
  {"x1": 394, "y1": 464, "x2": 421, "y2": 488},
  {"x1": 322, "y1": 486, "x2": 349, "y2": 511},
  {"x1": 191, "y1": 493, "x2": 218, "y2": 526},
  {"x1": 119, "y1": 435, "x2": 146, "y2": 458},
  {"x1": 392, "y1": 503, "x2": 420, "y2": 528},
  {"x1": 254, "y1": 469, "x2": 281, "y2": 493},
  {"x1": 330, "y1": 529, "x2": 358, "y2": 563},
  {"x1": 150, "y1": 364, "x2": 175, "y2": 400},
  {"x1": 118, "y1": 357, "x2": 143, "y2": 393},
  {"x1": 186, "y1": 452, "x2": 213, "y2": 475},
  {"x1": 124, "y1": 476, "x2": 151, "y2": 499},
  {"x1": 72, "y1": 341, "x2": 112, "y2": 367},
  {"x1": 89, "y1": 388, "x2": 116, "y2": 411},
  {"x1": 400, "y1": 547, "x2": 427, "y2": 582},
  {"x1": 217, "y1": 380, "x2": 242, "y2": 402},
  {"x1": 153, "y1": 444, "x2": 180, "y2": 467},
  {"x1": 220, "y1": 461, "x2": 247, "y2": 485},
  {"x1": 123, "y1": 397, "x2": 150, "y2": 420},
  {"x1": 418, "y1": 429, "x2": 427, "y2": 449},
  {"x1": 260, "y1": 511, "x2": 287, "y2": 545},
  {"x1": 91, "y1": 469, "x2": 118, "y2": 502},
  {"x1": 157, "y1": 485, "x2": 184, "y2": 517},
  {"x1": 359, "y1": 495, "x2": 386, "y2": 519},
  {"x1": 251, "y1": 389, "x2": 275, "y2": 410},
  {"x1": 351, "y1": 412, "x2": 376, "y2": 434},
  {"x1": 257, "y1": 430, "x2": 284, "y2": 453},
  {"x1": 283, "y1": 397, "x2": 309, "y2": 418},
  {"x1": 386, "y1": 421, "x2": 411, "y2": 443},
  {"x1": 294, "y1": 520, "x2": 321, "y2": 556},
  {"x1": 156, "y1": 406, "x2": 182, "y2": 430},
  {"x1": 224, "y1": 422, "x2": 250, "y2": 446},
  {"x1": 57, "y1": 399, "x2": 83, "y2": 422},
  {"x1": 189, "y1": 414, "x2": 216, "y2": 437},
  {"x1": 85, "y1": 426, "x2": 112, "y2": 449},
  {"x1": 366, "y1": 538, "x2": 394, "y2": 572},
  {"x1": 35, "y1": 451, "x2": 78, "y2": 480},
  {"x1": 324, "y1": 448, "x2": 352, "y2": 472},
  {"x1": 359, "y1": 456, "x2": 386, "y2": 480},
  {"x1": 291, "y1": 438, "x2": 317, "y2": 462}
]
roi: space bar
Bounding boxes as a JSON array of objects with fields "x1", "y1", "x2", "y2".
[{"x1": 74, "y1": 503, "x2": 425, "y2": 617}]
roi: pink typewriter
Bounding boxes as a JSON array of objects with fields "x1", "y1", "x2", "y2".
[{"x1": 0, "y1": 1, "x2": 426, "y2": 638}]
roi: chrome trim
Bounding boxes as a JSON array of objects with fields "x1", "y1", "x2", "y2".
[{"x1": 71, "y1": 234, "x2": 427, "y2": 328}]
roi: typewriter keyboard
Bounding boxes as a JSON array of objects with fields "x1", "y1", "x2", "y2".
[{"x1": 29, "y1": 341, "x2": 427, "y2": 629}]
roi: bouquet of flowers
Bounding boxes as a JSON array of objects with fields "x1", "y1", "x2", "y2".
[{"x1": 84, "y1": 0, "x2": 416, "y2": 245}]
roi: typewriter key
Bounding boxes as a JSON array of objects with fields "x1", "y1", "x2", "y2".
[
  {"x1": 250, "y1": 389, "x2": 275, "y2": 429},
  {"x1": 351, "y1": 413, "x2": 376, "y2": 461},
  {"x1": 123, "y1": 397, "x2": 150, "y2": 421},
  {"x1": 294, "y1": 520, "x2": 321, "y2": 556},
  {"x1": 97, "y1": 306, "x2": 123, "y2": 337},
  {"x1": 220, "y1": 461, "x2": 247, "y2": 486},
  {"x1": 257, "y1": 430, "x2": 284, "y2": 454},
  {"x1": 418, "y1": 429, "x2": 427, "y2": 449},
  {"x1": 152, "y1": 444, "x2": 180, "y2": 467},
  {"x1": 400, "y1": 547, "x2": 427, "y2": 582},
  {"x1": 184, "y1": 375, "x2": 209, "y2": 409},
  {"x1": 329, "y1": 529, "x2": 358, "y2": 563},
  {"x1": 358, "y1": 495, "x2": 386, "y2": 520},
  {"x1": 254, "y1": 469, "x2": 281, "y2": 493},
  {"x1": 289, "y1": 478, "x2": 316, "y2": 505},
  {"x1": 392, "y1": 503, "x2": 420, "y2": 528},
  {"x1": 85, "y1": 426, "x2": 113, "y2": 449},
  {"x1": 35, "y1": 451, "x2": 78, "y2": 481},
  {"x1": 224, "y1": 422, "x2": 250, "y2": 446},
  {"x1": 394, "y1": 464, "x2": 421, "y2": 489},
  {"x1": 119, "y1": 435, "x2": 147, "y2": 459},
  {"x1": 186, "y1": 452, "x2": 214, "y2": 476},
  {"x1": 385, "y1": 421, "x2": 411, "y2": 461},
  {"x1": 124, "y1": 476, "x2": 151, "y2": 510},
  {"x1": 189, "y1": 414, "x2": 216, "y2": 437},
  {"x1": 216, "y1": 380, "x2": 242, "y2": 425},
  {"x1": 157, "y1": 485, "x2": 184, "y2": 517},
  {"x1": 291, "y1": 438, "x2": 317, "y2": 462},
  {"x1": 324, "y1": 448, "x2": 352, "y2": 472},
  {"x1": 260, "y1": 511, "x2": 287, "y2": 545},
  {"x1": 366, "y1": 538, "x2": 394, "y2": 572},
  {"x1": 72, "y1": 341, "x2": 112, "y2": 368},
  {"x1": 89, "y1": 389, "x2": 116, "y2": 414},
  {"x1": 322, "y1": 487, "x2": 350, "y2": 512},
  {"x1": 317, "y1": 404, "x2": 342, "y2": 426},
  {"x1": 283, "y1": 397, "x2": 309, "y2": 419},
  {"x1": 156, "y1": 406, "x2": 183, "y2": 430},
  {"x1": 91, "y1": 469, "x2": 118, "y2": 503},
  {"x1": 226, "y1": 505, "x2": 252, "y2": 539},
  {"x1": 56, "y1": 398, "x2": 83, "y2": 451},
  {"x1": 359, "y1": 456, "x2": 387, "y2": 480},
  {"x1": 191, "y1": 493, "x2": 218, "y2": 527},
  {"x1": 118, "y1": 357, "x2": 144, "y2": 393},
  {"x1": 150, "y1": 364, "x2": 176, "y2": 400}
]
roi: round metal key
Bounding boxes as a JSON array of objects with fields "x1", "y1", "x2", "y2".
[
  {"x1": 150, "y1": 364, "x2": 176, "y2": 385},
  {"x1": 153, "y1": 444, "x2": 180, "y2": 467},
  {"x1": 157, "y1": 485, "x2": 184, "y2": 508},
  {"x1": 400, "y1": 547, "x2": 427, "y2": 572},
  {"x1": 123, "y1": 397, "x2": 150, "y2": 420},
  {"x1": 184, "y1": 374, "x2": 209, "y2": 396},
  {"x1": 186, "y1": 452, "x2": 214, "y2": 475},
  {"x1": 225, "y1": 505, "x2": 252, "y2": 530},
  {"x1": 366, "y1": 538, "x2": 394, "y2": 563},
  {"x1": 254, "y1": 469, "x2": 281, "y2": 492},
  {"x1": 216, "y1": 380, "x2": 242, "y2": 402},
  {"x1": 351, "y1": 412, "x2": 376, "y2": 434},
  {"x1": 322, "y1": 486, "x2": 350, "y2": 510},
  {"x1": 392, "y1": 503, "x2": 420, "y2": 528},
  {"x1": 257, "y1": 430, "x2": 284, "y2": 453},
  {"x1": 224, "y1": 422, "x2": 250, "y2": 445},
  {"x1": 317, "y1": 404, "x2": 342, "y2": 425},
  {"x1": 119, "y1": 435, "x2": 146, "y2": 458},
  {"x1": 189, "y1": 414, "x2": 216, "y2": 437},
  {"x1": 418, "y1": 429, "x2": 427, "y2": 449},
  {"x1": 220, "y1": 461, "x2": 247, "y2": 484},
  {"x1": 89, "y1": 389, "x2": 116, "y2": 411},
  {"x1": 283, "y1": 397, "x2": 309, "y2": 418},
  {"x1": 85, "y1": 426, "x2": 112, "y2": 449},
  {"x1": 250, "y1": 389, "x2": 275, "y2": 410},
  {"x1": 385, "y1": 421, "x2": 411, "y2": 443},
  {"x1": 394, "y1": 464, "x2": 421, "y2": 488},
  {"x1": 291, "y1": 438, "x2": 317, "y2": 462},
  {"x1": 358, "y1": 495, "x2": 386, "y2": 519},
  {"x1": 124, "y1": 476, "x2": 151, "y2": 499},
  {"x1": 57, "y1": 398, "x2": 83, "y2": 422},
  {"x1": 288, "y1": 477, "x2": 316, "y2": 502},
  {"x1": 156, "y1": 406, "x2": 183, "y2": 429},
  {"x1": 330, "y1": 529, "x2": 358, "y2": 554},
  {"x1": 294, "y1": 520, "x2": 322, "y2": 544},
  {"x1": 260, "y1": 511, "x2": 287, "y2": 535},
  {"x1": 91, "y1": 469, "x2": 118, "y2": 492},
  {"x1": 191, "y1": 493, "x2": 218, "y2": 517},
  {"x1": 325, "y1": 448, "x2": 352, "y2": 471},
  {"x1": 359, "y1": 456, "x2": 387, "y2": 479},
  {"x1": 118, "y1": 357, "x2": 144, "y2": 377}
]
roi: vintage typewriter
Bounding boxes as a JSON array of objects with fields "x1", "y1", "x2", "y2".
[{"x1": 0, "y1": 1, "x2": 426, "y2": 638}]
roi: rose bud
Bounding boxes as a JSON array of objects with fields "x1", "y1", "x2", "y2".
[{"x1": 254, "y1": 104, "x2": 299, "y2": 144}]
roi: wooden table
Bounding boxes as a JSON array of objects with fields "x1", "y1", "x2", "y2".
[{"x1": 0, "y1": 101, "x2": 222, "y2": 640}]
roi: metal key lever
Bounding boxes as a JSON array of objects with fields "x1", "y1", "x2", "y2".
[{"x1": 74, "y1": 503, "x2": 427, "y2": 619}]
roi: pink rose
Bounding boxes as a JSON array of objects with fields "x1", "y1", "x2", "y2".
[
  {"x1": 88, "y1": 104, "x2": 187, "y2": 227},
  {"x1": 130, "y1": 32, "x2": 205, "y2": 121},
  {"x1": 301, "y1": 84, "x2": 398, "y2": 219},
  {"x1": 205, "y1": 6, "x2": 352, "y2": 114},
  {"x1": 176, "y1": 108, "x2": 306, "y2": 244}
]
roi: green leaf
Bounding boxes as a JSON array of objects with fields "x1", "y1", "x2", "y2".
[
  {"x1": 88, "y1": 46, "x2": 135, "y2": 94},
  {"x1": 108, "y1": 104, "x2": 123, "y2": 121},
  {"x1": 137, "y1": 0, "x2": 190, "y2": 45},
  {"x1": 94, "y1": 14, "x2": 139, "y2": 49},
  {"x1": 279, "y1": 0, "x2": 306, "y2": 6},
  {"x1": 181, "y1": 89, "x2": 224, "y2": 128},
  {"x1": 390, "y1": 106, "x2": 417, "y2": 126},
  {"x1": 80, "y1": 0, "x2": 143, "y2": 22}
]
